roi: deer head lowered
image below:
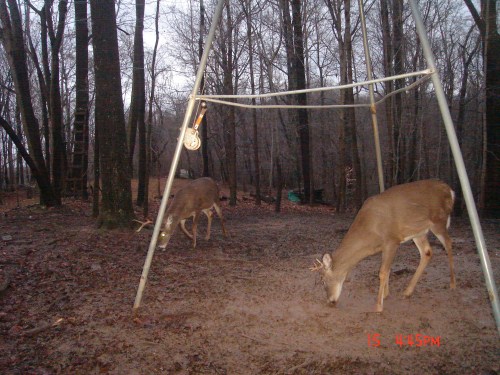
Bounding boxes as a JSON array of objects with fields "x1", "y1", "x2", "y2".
[
  {"x1": 137, "y1": 177, "x2": 227, "y2": 249},
  {"x1": 311, "y1": 179, "x2": 456, "y2": 312}
]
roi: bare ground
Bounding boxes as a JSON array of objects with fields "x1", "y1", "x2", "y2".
[{"x1": 0, "y1": 182, "x2": 499, "y2": 374}]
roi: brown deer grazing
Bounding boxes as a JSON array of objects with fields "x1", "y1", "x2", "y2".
[
  {"x1": 311, "y1": 179, "x2": 456, "y2": 312},
  {"x1": 157, "y1": 177, "x2": 227, "y2": 249}
]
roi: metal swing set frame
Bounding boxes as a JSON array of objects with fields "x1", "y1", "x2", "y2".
[{"x1": 133, "y1": 0, "x2": 500, "y2": 333}]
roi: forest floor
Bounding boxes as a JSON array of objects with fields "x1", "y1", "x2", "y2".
[{"x1": 0, "y1": 179, "x2": 499, "y2": 374}]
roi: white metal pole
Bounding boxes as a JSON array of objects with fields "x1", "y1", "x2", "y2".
[
  {"x1": 133, "y1": 0, "x2": 226, "y2": 313},
  {"x1": 358, "y1": 0, "x2": 384, "y2": 192},
  {"x1": 409, "y1": 0, "x2": 500, "y2": 333}
]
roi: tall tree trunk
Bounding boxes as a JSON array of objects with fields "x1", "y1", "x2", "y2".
[
  {"x1": 199, "y1": 0, "x2": 210, "y2": 178},
  {"x1": 0, "y1": 0, "x2": 57, "y2": 206},
  {"x1": 144, "y1": 0, "x2": 161, "y2": 218},
  {"x1": 343, "y1": 0, "x2": 362, "y2": 207},
  {"x1": 14, "y1": 107, "x2": 24, "y2": 186},
  {"x1": 222, "y1": 0, "x2": 237, "y2": 206},
  {"x1": 131, "y1": 0, "x2": 147, "y2": 207},
  {"x1": 40, "y1": 6, "x2": 52, "y2": 178},
  {"x1": 90, "y1": 0, "x2": 135, "y2": 228},
  {"x1": 69, "y1": 0, "x2": 89, "y2": 199},
  {"x1": 291, "y1": 0, "x2": 312, "y2": 204},
  {"x1": 45, "y1": 0, "x2": 68, "y2": 203},
  {"x1": 324, "y1": 0, "x2": 347, "y2": 211},
  {"x1": 482, "y1": 1, "x2": 500, "y2": 217},
  {"x1": 463, "y1": 0, "x2": 500, "y2": 217},
  {"x1": 408, "y1": 37, "x2": 421, "y2": 182},
  {"x1": 281, "y1": 0, "x2": 311, "y2": 203},
  {"x1": 380, "y1": 0, "x2": 395, "y2": 185},
  {"x1": 392, "y1": 0, "x2": 404, "y2": 184},
  {"x1": 243, "y1": 0, "x2": 261, "y2": 205},
  {"x1": 454, "y1": 28, "x2": 479, "y2": 216},
  {"x1": 92, "y1": 121, "x2": 100, "y2": 218},
  {"x1": 25, "y1": 3, "x2": 51, "y2": 184}
]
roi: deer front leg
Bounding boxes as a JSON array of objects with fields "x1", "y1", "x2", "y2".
[
  {"x1": 404, "y1": 235, "x2": 432, "y2": 297},
  {"x1": 202, "y1": 208, "x2": 213, "y2": 240},
  {"x1": 213, "y1": 203, "x2": 227, "y2": 236},
  {"x1": 179, "y1": 219, "x2": 194, "y2": 239},
  {"x1": 376, "y1": 245, "x2": 398, "y2": 312},
  {"x1": 191, "y1": 213, "x2": 200, "y2": 248}
]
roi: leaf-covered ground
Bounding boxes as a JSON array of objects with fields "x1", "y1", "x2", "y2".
[{"x1": 1, "y1": 182, "x2": 499, "y2": 374}]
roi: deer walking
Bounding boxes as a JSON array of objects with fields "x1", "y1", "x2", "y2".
[
  {"x1": 311, "y1": 179, "x2": 456, "y2": 312},
  {"x1": 157, "y1": 177, "x2": 227, "y2": 249}
]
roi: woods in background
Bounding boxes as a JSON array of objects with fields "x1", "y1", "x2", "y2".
[{"x1": 0, "y1": 0, "x2": 498, "y2": 226}]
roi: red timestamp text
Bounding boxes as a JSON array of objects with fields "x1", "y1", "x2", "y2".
[
  {"x1": 367, "y1": 333, "x2": 441, "y2": 348},
  {"x1": 395, "y1": 333, "x2": 440, "y2": 347}
]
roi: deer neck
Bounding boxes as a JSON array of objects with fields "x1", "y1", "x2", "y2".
[{"x1": 332, "y1": 240, "x2": 376, "y2": 276}]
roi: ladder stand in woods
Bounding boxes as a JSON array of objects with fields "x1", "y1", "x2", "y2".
[
  {"x1": 133, "y1": 0, "x2": 500, "y2": 333},
  {"x1": 67, "y1": 109, "x2": 89, "y2": 196}
]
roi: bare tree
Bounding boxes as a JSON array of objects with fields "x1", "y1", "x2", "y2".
[
  {"x1": 199, "y1": 0, "x2": 210, "y2": 178},
  {"x1": 0, "y1": 0, "x2": 57, "y2": 206},
  {"x1": 221, "y1": 0, "x2": 237, "y2": 206},
  {"x1": 90, "y1": 0, "x2": 134, "y2": 228},
  {"x1": 143, "y1": 0, "x2": 161, "y2": 218},
  {"x1": 281, "y1": 0, "x2": 312, "y2": 203},
  {"x1": 242, "y1": 0, "x2": 261, "y2": 205},
  {"x1": 463, "y1": 0, "x2": 500, "y2": 217},
  {"x1": 45, "y1": 0, "x2": 68, "y2": 202},
  {"x1": 127, "y1": 0, "x2": 147, "y2": 207},
  {"x1": 68, "y1": 0, "x2": 89, "y2": 199}
]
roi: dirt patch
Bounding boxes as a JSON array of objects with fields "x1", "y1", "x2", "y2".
[{"x1": 0, "y1": 185, "x2": 499, "y2": 374}]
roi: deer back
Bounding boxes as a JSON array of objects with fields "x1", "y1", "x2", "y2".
[
  {"x1": 339, "y1": 179, "x2": 454, "y2": 257},
  {"x1": 167, "y1": 177, "x2": 220, "y2": 220}
]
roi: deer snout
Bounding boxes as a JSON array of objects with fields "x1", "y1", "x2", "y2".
[
  {"x1": 157, "y1": 231, "x2": 171, "y2": 250},
  {"x1": 324, "y1": 278, "x2": 345, "y2": 306},
  {"x1": 326, "y1": 297, "x2": 338, "y2": 307}
]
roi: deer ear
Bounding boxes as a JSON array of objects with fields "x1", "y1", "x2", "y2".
[{"x1": 322, "y1": 253, "x2": 333, "y2": 269}]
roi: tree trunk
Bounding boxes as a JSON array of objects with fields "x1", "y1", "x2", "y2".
[
  {"x1": 343, "y1": 0, "x2": 362, "y2": 207},
  {"x1": 133, "y1": 0, "x2": 147, "y2": 207},
  {"x1": 143, "y1": 0, "x2": 161, "y2": 218},
  {"x1": 92, "y1": 120, "x2": 100, "y2": 218},
  {"x1": 0, "y1": 115, "x2": 45, "y2": 193},
  {"x1": 291, "y1": 0, "x2": 312, "y2": 204},
  {"x1": 463, "y1": 0, "x2": 500, "y2": 217},
  {"x1": 69, "y1": 0, "x2": 89, "y2": 199},
  {"x1": 90, "y1": 0, "x2": 135, "y2": 228},
  {"x1": 0, "y1": 0, "x2": 57, "y2": 206},
  {"x1": 392, "y1": 0, "x2": 404, "y2": 184},
  {"x1": 454, "y1": 28, "x2": 479, "y2": 216},
  {"x1": 199, "y1": 0, "x2": 210, "y2": 178},
  {"x1": 324, "y1": 0, "x2": 347, "y2": 211},
  {"x1": 46, "y1": 0, "x2": 68, "y2": 203},
  {"x1": 380, "y1": 0, "x2": 395, "y2": 185},
  {"x1": 482, "y1": 1, "x2": 500, "y2": 217},
  {"x1": 222, "y1": 0, "x2": 237, "y2": 206},
  {"x1": 243, "y1": 0, "x2": 261, "y2": 205},
  {"x1": 281, "y1": 0, "x2": 311, "y2": 203}
]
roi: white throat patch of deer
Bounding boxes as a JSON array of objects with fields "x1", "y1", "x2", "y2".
[
  {"x1": 156, "y1": 177, "x2": 227, "y2": 249},
  {"x1": 311, "y1": 179, "x2": 456, "y2": 312}
]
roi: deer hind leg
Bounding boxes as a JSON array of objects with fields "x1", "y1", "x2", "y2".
[
  {"x1": 376, "y1": 244, "x2": 398, "y2": 312},
  {"x1": 191, "y1": 213, "x2": 201, "y2": 248},
  {"x1": 213, "y1": 203, "x2": 227, "y2": 236},
  {"x1": 431, "y1": 221, "x2": 456, "y2": 289},
  {"x1": 202, "y1": 208, "x2": 213, "y2": 240},
  {"x1": 404, "y1": 234, "x2": 432, "y2": 298}
]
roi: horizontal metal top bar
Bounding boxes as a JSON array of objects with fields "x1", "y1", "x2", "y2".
[{"x1": 194, "y1": 69, "x2": 433, "y2": 101}]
